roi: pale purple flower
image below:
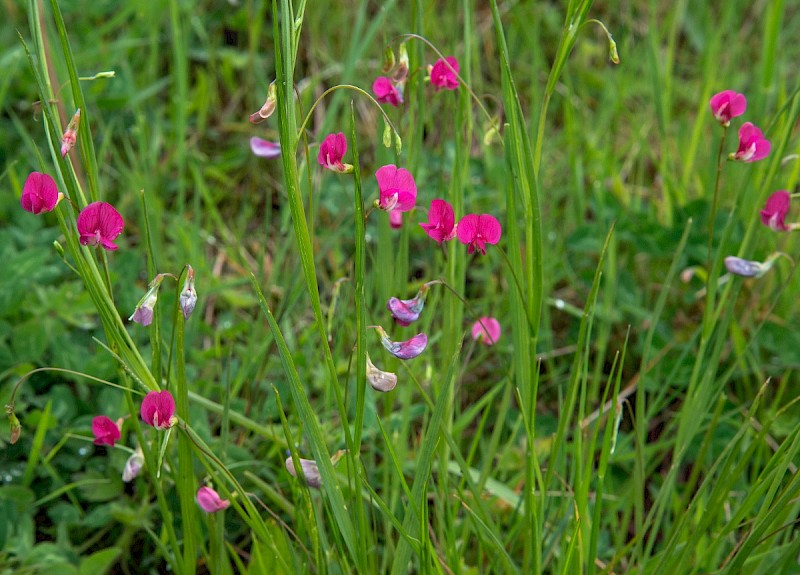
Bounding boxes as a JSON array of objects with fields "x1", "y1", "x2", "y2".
[
  {"x1": 250, "y1": 137, "x2": 281, "y2": 159},
  {"x1": 366, "y1": 354, "x2": 397, "y2": 392},
  {"x1": 285, "y1": 456, "x2": 322, "y2": 488},
  {"x1": 373, "y1": 325, "x2": 428, "y2": 360}
]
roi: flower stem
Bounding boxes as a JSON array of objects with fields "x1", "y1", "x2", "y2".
[{"x1": 707, "y1": 126, "x2": 728, "y2": 268}]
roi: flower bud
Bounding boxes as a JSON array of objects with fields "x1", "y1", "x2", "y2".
[
  {"x1": 180, "y1": 265, "x2": 197, "y2": 320},
  {"x1": 60, "y1": 108, "x2": 80, "y2": 157},
  {"x1": 249, "y1": 81, "x2": 277, "y2": 124},
  {"x1": 129, "y1": 274, "x2": 167, "y2": 326},
  {"x1": 285, "y1": 455, "x2": 322, "y2": 489},
  {"x1": 366, "y1": 354, "x2": 397, "y2": 392},
  {"x1": 123, "y1": 448, "x2": 145, "y2": 482}
]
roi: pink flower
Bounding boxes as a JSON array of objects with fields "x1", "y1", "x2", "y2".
[
  {"x1": 390, "y1": 210, "x2": 403, "y2": 228},
  {"x1": 21, "y1": 172, "x2": 60, "y2": 215},
  {"x1": 456, "y1": 214, "x2": 502, "y2": 255},
  {"x1": 387, "y1": 283, "x2": 430, "y2": 326},
  {"x1": 197, "y1": 486, "x2": 230, "y2": 513},
  {"x1": 318, "y1": 132, "x2": 352, "y2": 173},
  {"x1": 375, "y1": 165, "x2": 417, "y2": 212},
  {"x1": 77, "y1": 202, "x2": 124, "y2": 251},
  {"x1": 420, "y1": 199, "x2": 456, "y2": 243},
  {"x1": 140, "y1": 390, "x2": 176, "y2": 430},
  {"x1": 61, "y1": 108, "x2": 81, "y2": 157},
  {"x1": 709, "y1": 91, "x2": 746, "y2": 126},
  {"x1": 471, "y1": 317, "x2": 501, "y2": 346},
  {"x1": 250, "y1": 137, "x2": 281, "y2": 159},
  {"x1": 373, "y1": 325, "x2": 428, "y2": 360},
  {"x1": 373, "y1": 76, "x2": 403, "y2": 107},
  {"x1": 730, "y1": 122, "x2": 771, "y2": 162},
  {"x1": 760, "y1": 190, "x2": 790, "y2": 231},
  {"x1": 429, "y1": 57, "x2": 460, "y2": 91},
  {"x1": 91, "y1": 415, "x2": 121, "y2": 446}
]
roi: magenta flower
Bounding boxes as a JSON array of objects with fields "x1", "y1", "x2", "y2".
[
  {"x1": 140, "y1": 390, "x2": 176, "y2": 430},
  {"x1": 730, "y1": 122, "x2": 771, "y2": 162},
  {"x1": 250, "y1": 137, "x2": 282, "y2": 159},
  {"x1": 387, "y1": 283, "x2": 431, "y2": 326},
  {"x1": 760, "y1": 190, "x2": 790, "y2": 231},
  {"x1": 91, "y1": 415, "x2": 121, "y2": 446},
  {"x1": 390, "y1": 210, "x2": 403, "y2": 228},
  {"x1": 709, "y1": 90, "x2": 746, "y2": 126},
  {"x1": 61, "y1": 108, "x2": 81, "y2": 157},
  {"x1": 373, "y1": 325, "x2": 428, "y2": 360},
  {"x1": 285, "y1": 456, "x2": 322, "y2": 488},
  {"x1": 21, "y1": 172, "x2": 60, "y2": 215},
  {"x1": 420, "y1": 199, "x2": 456, "y2": 243},
  {"x1": 197, "y1": 486, "x2": 230, "y2": 513},
  {"x1": 471, "y1": 317, "x2": 501, "y2": 346},
  {"x1": 318, "y1": 132, "x2": 352, "y2": 173},
  {"x1": 456, "y1": 214, "x2": 502, "y2": 255},
  {"x1": 373, "y1": 76, "x2": 403, "y2": 107},
  {"x1": 429, "y1": 56, "x2": 460, "y2": 91},
  {"x1": 375, "y1": 164, "x2": 417, "y2": 212},
  {"x1": 77, "y1": 202, "x2": 124, "y2": 251}
]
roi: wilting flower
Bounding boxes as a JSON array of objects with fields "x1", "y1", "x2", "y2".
[
  {"x1": 429, "y1": 56, "x2": 460, "y2": 91},
  {"x1": 372, "y1": 325, "x2": 428, "y2": 360},
  {"x1": 471, "y1": 317, "x2": 501, "y2": 346},
  {"x1": 366, "y1": 354, "x2": 397, "y2": 392},
  {"x1": 420, "y1": 199, "x2": 456, "y2": 243},
  {"x1": 7, "y1": 410, "x2": 21, "y2": 445},
  {"x1": 730, "y1": 122, "x2": 771, "y2": 162},
  {"x1": 249, "y1": 81, "x2": 277, "y2": 124},
  {"x1": 709, "y1": 91, "x2": 746, "y2": 126},
  {"x1": 197, "y1": 486, "x2": 230, "y2": 513},
  {"x1": 122, "y1": 448, "x2": 145, "y2": 482},
  {"x1": 373, "y1": 76, "x2": 403, "y2": 107},
  {"x1": 61, "y1": 108, "x2": 81, "y2": 156},
  {"x1": 129, "y1": 274, "x2": 167, "y2": 327},
  {"x1": 179, "y1": 265, "x2": 197, "y2": 320},
  {"x1": 91, "y1": 415, "x2": 121, "y2": 446},
  {"x1": 20, "y1": 172, "x2": 62, "y2": 215},
  {"x1": 77, "y1": 202, "x2": 124, "y2": 251},
  {"x1": 390, "y1": 210, "x2": 403, "y2": 228},
  {"x1": 387, "y1": 283, "x2": 431, "y2": 326},
  {"x1": 318, "y1": 132, "x2": 352, "y2": 173},
  {"x1": 285, "y1": 455, "x2": 322, "y2": 488},
  {"x1": 456, "y1": 214, "x2": 502, "y2": 255},
  {"x1": 760, "y1": 190, "x2": 790, "y2": 231},
  {"x1": 724, "y1": 254, "x2": 784, "y2": 279},
  {"x1": 140, "y1": 390, "x2": 176, "y2": 430},
  {"x1": 375, "y1": 164, "x2": 417, "y2": 212},
  {"x1": 250, "y1": 137, "x2": 281, "y2": 159}
]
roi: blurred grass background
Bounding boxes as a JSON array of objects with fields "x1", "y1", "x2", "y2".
[{"x1": 1, "y1": 0, "x2": 800, "y2": 573}]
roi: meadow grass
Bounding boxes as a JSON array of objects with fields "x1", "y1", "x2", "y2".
[{"x1": 2, "y1": 0, "x2": 800, "y2": 573}]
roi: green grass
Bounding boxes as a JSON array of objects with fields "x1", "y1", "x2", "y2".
[{"x1": 2, "y1": 0, "x2": 800, "y2": 573}]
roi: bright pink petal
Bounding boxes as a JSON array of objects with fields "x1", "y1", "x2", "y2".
[
  {"x1": 478, "y1": 214, "x2": 502, "y2": 244},
  {"x1": 389, "y1": 210, "x2": 403, "y2": 228},
  {"x1": 430, "y1": 56, "x2": 460, "y2": 91},
  {"x1": 471, "y1": 317, "x2": 501, "y2": 346},
  {"x1": 91, "y1": 415, "x2": 121, "y2": 446},
  {"x1": 21, "y1": 172, "x2": 59, "y2": 215},
  {"x1": 197, "y1": 487, "x2": 230, "y2": 513},
  {"x1": 318, "y1": 132, "x2": 347, "y2": 170},
  {"x1": 141, "y1": 390, "x2": 175, "y2": 429},
  {"x1": 456, "y1": 214, "x2": 479, "y2": 244},
  {"x1": 420, "y1": 199, "x2": 455, "y2": 243},
  {"x1": 77, "y1": 202, "x2": 124, "y2": 251},
  {"x1": 250, "y1": 137, "x2": 282, "y2": 159},
  {"x1": 376, "y1": 165, "x2": 417, "y2": 212},
  {"x1": 709, "y1": 90, "x2": 746, "y2": 124},
  {"x1": 373, "y1": 77, "x2": 403, "y2": 107},
  {"x1": 760, "y1": 190, "x2": 790, "y2": 231}
]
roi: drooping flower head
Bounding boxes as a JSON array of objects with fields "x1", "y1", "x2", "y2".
[
  {"x1": 471, "y1": 317, "x2": 501, "y2": 346},
  {"x1": 249, "y1": 81, "x2": 277, "y2": 124},
  {"x1": 129, "y1": 274, "x2": 167, "y2": 327},
  {"x1": 375, "y1": 164, "x2": 417, "y2": 213},
  {"x1": 318, "y1": 132, "x2": 352, "y2": 173},
  {"x1": 61, "y1": 108, "x2": 81, "y2": 157},
  {"x1": 250, "y1": 137, "x2": 282, "y2": 159},
  {"x1": 123, "y1": 448, "x2": 145, "y2": 482},
  {"x1": 285, "y1": 455, "x2": 322, "y2": 488},
  {"x1": 140, "y1": 390, "x2": 176, "y2": 430},
  {"x1": 429, "y1": 56, "x2": 460, "y2": 91},
  {"x1": 372, "y1": 325, "x2": 428, "y2": 360},
  {"x1": 373, "y1": 76, "x2": 403, "y2": 107},
  {"x1": 456, "y1": 214, "x2": 502, "y2": 255},
  {"x1": 387, "y1": 283, "x2": 431, "y2": 326},
  {"x1": 709, "y1": 91, "x2": 746, "y2": 126},
  {"x1": 760, "y1": 190, "x2": 790, "y2": 231},
  {"x1": 77, "y1": 202, "x2": 124, "y2": 251},
  {"x1": 420, "y1": 199, "x2": 456, "y2": 243},
  {"x1": 21, "y1": 172, "x2": 61, "y2": 215},
  {"x1": 366, "y1": 354, "x2": 398, "y2": 392},
  {"x1": 91, "y1": 415, "x2": 121, "y2": 446},
  {"x1": 179, "y1": 265, "x2": 197, "y2": 320},
  {"x1": 197, "y1": 486, "x2": 230, "y2": 513},
  {"x1": 730, "y1": 122, "x2": 771, "y2": 162},
  {"x1": 724, "y1": 255, "x2": 782, "y2": 278}
]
